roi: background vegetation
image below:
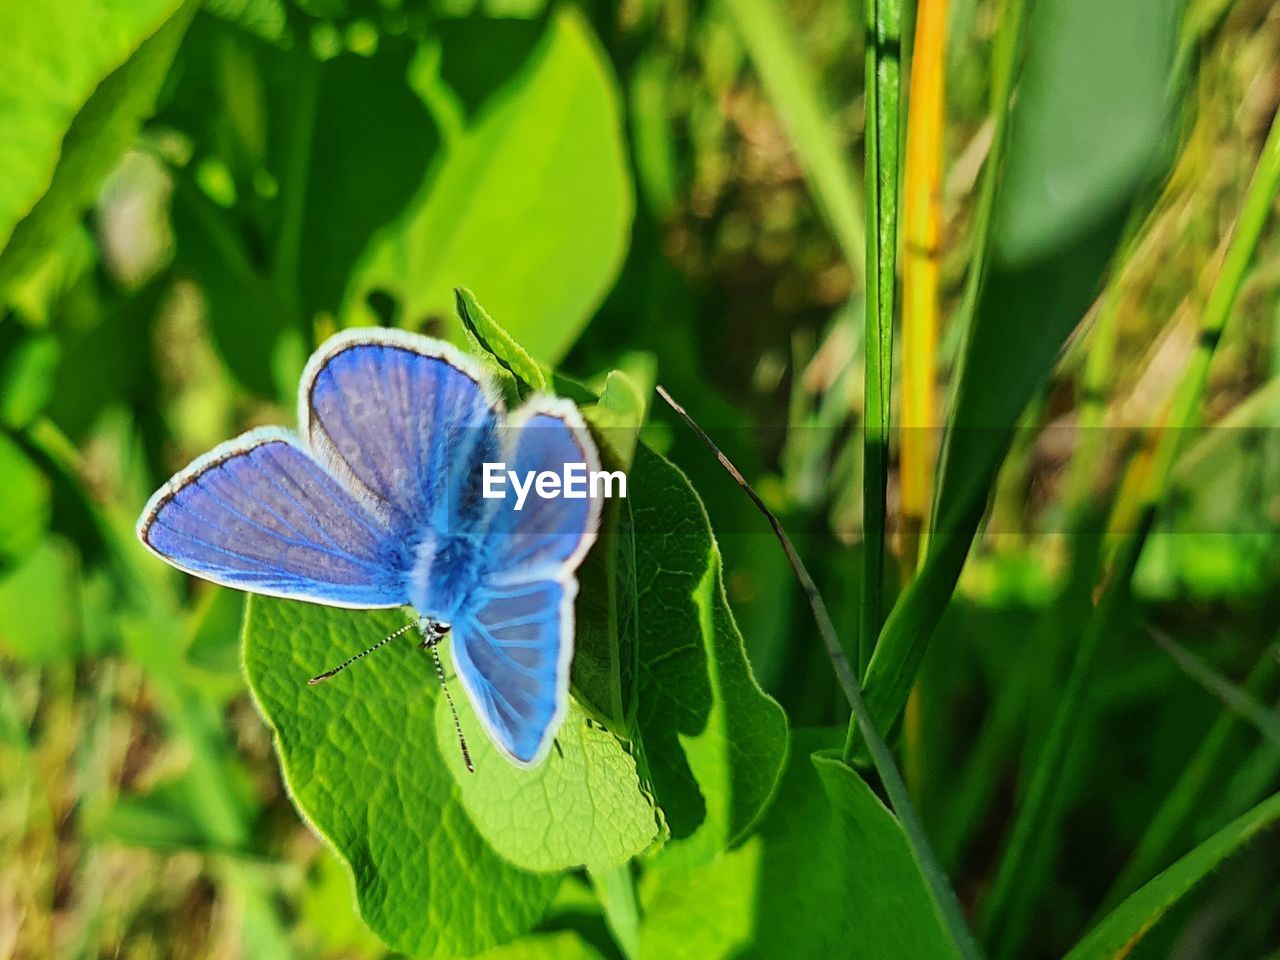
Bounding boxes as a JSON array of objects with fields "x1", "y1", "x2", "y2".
[{"x1": 2, "y1": 0, "x2": 1279, "y2": 957}]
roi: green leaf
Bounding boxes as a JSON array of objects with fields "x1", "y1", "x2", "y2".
[
  {"x1": 0, "y1": 0, "x2": 197, "y2": 293},
  {"x1": 638, "y1": 839, "x2": 761, "y2": 960},
  {"x1": 586, "y1": 367, "x2": 651, "y2": 469},
  {"x1": 751, "y1": 732, "x2": 962, "y2": 959},
  {"x1": 630, "y1": 444, "x2": 789, "y2": 869},
  {"x1": 638, "y1": 730, "x2": 963, "y2": 959},
  {"x1": 472, "y1": 932, "x2": 609, "y2": 960},
  {"x1": 1064, "y1": 792, "x2": 1280, "y2": 960},
  {"x1": 243, "y1": 597, "x2": 559, "y2": 958},
  {"x1": 293, "y1": 43, "x2": 439, "y2": 327},
  {"x1": 572, "y1": 369, "x2": 649, "y2": 734},
  {"x1": 861, "y1": 0, "x2": 1188, "y2": 742},
  {"x1": 168, "y1": 29, "x2": 437, "y2": 396},
  {"x1": 350, "y1": 8, "x2": 632, "y2": 364},
  {"x1": 457, "y1": 286, "x2": 548, "y2": 395},
  {"x1": 434, "y1": 690, "x2": 660, "y2": 873}
]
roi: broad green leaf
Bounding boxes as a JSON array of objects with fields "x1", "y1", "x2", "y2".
[
  {"x1": 0, "y1": 434, "x2": 51, "y2": 569},
  {"x1": 472, "y1": 931, "x2": 608, "y2": 960},
  {"x1": 862, "y1": 0, "x2": 1188, "y2": 741},
  {"x1": 639, "y1": 730, "x2": 962, "y2": 959},
  {"x1": 243, "y1": 597, "x2": 559, "y2": 958},
  {"x1": 1064, "y1": 792, "x2": 1280, "y2": 960},
  {"x1": 638, "y1": 839, "x2": 761, "y2": 960},
  {"x1": 586, "y1": 367, "x2": 651, "y2": 469},
  {"x1": 293, "y1": 43, "x2": 439, "y2": 328},
  {"x1": 630, "y1": 444, "x2": 789, "y2": 869},
  {"x1": 0, "y1": 0, "x2": 197, "y2": 293},
  {"x1": 434, "y1": 691, "x2": 660, "y2": 872},
  {"x1": 751, "y1": 731, "x2": 960, "y2": 959},
  {"x1": 350, "y1": 8, "x2": 632, "y2": 364}
]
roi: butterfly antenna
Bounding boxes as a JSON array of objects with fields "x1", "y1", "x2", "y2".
[
  {"x1": 429, "y1": 640, "x2": 474, "y2": 773},
  {"x1": 308, "y1": 621, "x2": 418, "y2": 685}
]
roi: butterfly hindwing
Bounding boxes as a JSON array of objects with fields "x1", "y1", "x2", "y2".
[
  {"x1": 452, "y1": 577, "x2": 572, "y2": 765},
  {"x1": 453, "y1": 399, "x2": 602, "y2": 765},
  {"x1": 137, "y1": 429, "x2": 408, "y2": 608}
]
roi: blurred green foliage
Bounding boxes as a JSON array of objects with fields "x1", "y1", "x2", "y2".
[{"x1": 3, "y1": 0, "x2": 1280, "y2": 958}]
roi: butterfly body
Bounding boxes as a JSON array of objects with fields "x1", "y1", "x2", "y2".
[{"x1": 138, "y1": 328, "x2": 601, "y2": 766}]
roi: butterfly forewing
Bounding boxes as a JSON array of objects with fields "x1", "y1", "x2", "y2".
[{"x1": 137, "y1": 430, "x2": 408, "y2": 608}]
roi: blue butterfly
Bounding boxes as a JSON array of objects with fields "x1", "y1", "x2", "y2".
[{"x1": 137, "y1": 328, "x2": 601, "y2": 767}]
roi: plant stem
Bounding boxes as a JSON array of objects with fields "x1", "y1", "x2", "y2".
[
  {"x1": 900, "y1": 0, "x2": 948, "y2": 574},
  {"x1": 589, "y1": 864, "x2": 640, "y2": 960},
  {"x1": 657, "y1": 386, "x2": 985, "y2": 960}
]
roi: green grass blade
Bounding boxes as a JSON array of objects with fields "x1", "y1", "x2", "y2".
[
  {"x1": 979, "y1": 103, "x2": 1280, "y2": 957},
  {"x1": 1097, "y1": 642, "x2": 1279, "y2": 915},
  {"x1": 1146, "y1": 627, "x2": 1280, "y2": 747},
  {"x1": 859, "y1": 0, "x2": 1187, "y2": 752},
  {"x1": 977, "y1": 522, "x2": 1147, "y2": 955},
  {"x1": 857, "y1": 0, "x2": 903, "y2": 678},
  {"x1": 1062, "y1": 791, "x2": 1280, "y2": 960},
  {"x1": 722, "y1": 0, "x2": 866, "y2": 276}
]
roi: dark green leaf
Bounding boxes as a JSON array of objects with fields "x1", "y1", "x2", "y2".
[{"x1": 630, "y1": 444, "x2": 789, "y2": 869}]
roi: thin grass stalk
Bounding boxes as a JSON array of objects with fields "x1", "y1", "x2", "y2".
[
  {"x1": 1096, "y1": 640, "x2": 1280, "y2": 915},
  {"x1": 1062, "y1": 211, "x2": 1149, "y2": 517},
  {"x1": 656, "y1": 386, "x2": 985, "y2": 960},
  {"x1": 1146, "y1": 627, "x2": 1280, "y2": 746},
  {"x1": 978, "y1": 106, "x2": 1280, "y2": 957},
  {"x1": 860, "y1": 0, "x2": 905, "y2": 677},
  {"x1": 900, "y1": 0, "x2": 948, "y2": 575}
]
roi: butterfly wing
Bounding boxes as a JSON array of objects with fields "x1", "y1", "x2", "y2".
[
  {"x1": 299, "y1": 328, "x2": 501, "y2": 540},
  {"x1": 451, "y1": 398, "x2": 602, "y2": 765},
  {"x1": 137, "y1": 429, "x2": 408, "y2": 608}
]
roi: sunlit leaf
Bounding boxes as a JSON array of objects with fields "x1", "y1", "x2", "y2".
[
  {"x1": 349, "y1": 8, "x2": 632, "y2": 364},
  {"x1": 243, "y1": 598, "x2": 559, "y2": 958},
  {"x1": 434, "y1": 693, "x2": 660, "y2": 873},
  {"x1": 0, "y1": 0, "x2": 197, "y2": 293}
]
